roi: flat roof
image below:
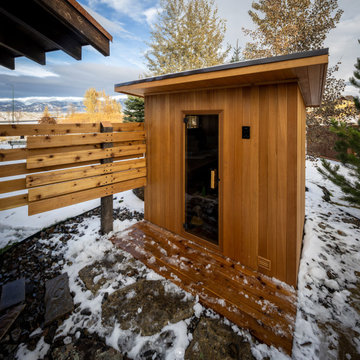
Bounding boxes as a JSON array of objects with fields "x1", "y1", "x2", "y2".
[{"x1": 115, "y1": 49, "x2": 328, "y2": 107}]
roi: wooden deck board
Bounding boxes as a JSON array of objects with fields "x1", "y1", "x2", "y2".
[{"x1": 111, "y1": 221, "x2": 297, "y2": 354}]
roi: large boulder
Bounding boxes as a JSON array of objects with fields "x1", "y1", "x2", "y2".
[
  {"x1": 185, "y1": 317, "x2": 255, "y2": 360},
  {"x1": 101, "y1": 280, "x2": 194, "y2": 336}
]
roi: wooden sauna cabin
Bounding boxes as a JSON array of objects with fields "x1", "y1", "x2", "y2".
[{"x1": 115, "y1": 49, "x2": 328, "y2": 287}]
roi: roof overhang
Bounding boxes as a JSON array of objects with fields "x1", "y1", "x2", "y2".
[
  {"x1": 115, "y1": 49, "x2": 328, "y2": 107},
  {"x1": 0, "y1": 0, "x2": 112, "y2": 70}
]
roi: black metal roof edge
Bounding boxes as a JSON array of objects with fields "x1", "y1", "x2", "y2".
[{"x1": 115, "y1": 48, "x2": 328, "y2": 89}]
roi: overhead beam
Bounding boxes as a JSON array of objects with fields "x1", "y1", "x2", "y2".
[
  {"x1": 0, "y1": 46, "x2": 15, "y2": 70},
  {"x1": 0, "y1": 3, "x2": 82, "y2": 61},
  {"x1": 0, "y1": 15, "x2": 45, "y2": 65},
  {"x1": 35, "y1": 0, "x2": 110, "y2": 56}
]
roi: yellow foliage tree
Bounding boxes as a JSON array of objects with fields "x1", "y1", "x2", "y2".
[
  {"x1": 38, "y1": 105, "x2": 56, "y2": 124},
  {"x1": 61, "y1": 89, "x2": 123, "y2": 123}
]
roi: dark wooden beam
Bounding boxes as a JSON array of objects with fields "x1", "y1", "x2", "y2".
[
  {"x1": 35, "y1": 0, "x2": 110, "y2": 56},
  {"x1": 0, "y1": 4, "x2": 82, "y2": 61},
  {"x1": 100, "y1": 122, "x2": 114, "y2": 234},
  {"x1": 0, "y1": 46, "x2": 15, "y2": 70},
  {"x1": 0, "y1": 15, "x2": 45, "y2": 65}
]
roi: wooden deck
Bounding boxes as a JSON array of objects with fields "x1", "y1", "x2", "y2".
[{"x1": 111, "y1": 221, "x2": 297, "y2": 354}]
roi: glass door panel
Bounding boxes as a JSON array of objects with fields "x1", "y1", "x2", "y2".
[{"x1": 184, "y1": 114, "x2": 219, "y2": 245}]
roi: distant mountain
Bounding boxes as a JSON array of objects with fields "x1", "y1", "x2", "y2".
[{"x1": 0, "y1": 96, "x2": 127, "y2": 113}]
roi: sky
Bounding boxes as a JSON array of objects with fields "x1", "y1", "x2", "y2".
[{"x1": 0, "y1": 0, "x2": 359, "y2": 100}]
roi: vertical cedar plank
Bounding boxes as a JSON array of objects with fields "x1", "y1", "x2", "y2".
[
  {"x1": 267, "y1": 85, "x2": 278, "y2": 277},
  {"x1": 250, "y1": 86, "x2": 259, "y2": 270},
  {"x1": 144, "y1": 96, "x2": 150, "y2": 221},
  {"x1": 286, "y1": 84, "x2": 298, "y2": 286},
  {"x1": 296, "y1": 88, "x2": 306, "y2": 277},
  {"x1": 100, "y1": 122, "x2": 113, "y2": 234},
  {"x1": 258, "y1": 86, "x2": 269, "y2": 264},
  {"x1": 144, "y1": 84, "x2": 303, "y2": 286},
  {"x1": 277, "y1": 84, "x2": 288, "y2": 280}
]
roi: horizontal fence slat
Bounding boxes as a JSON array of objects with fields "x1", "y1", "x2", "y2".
[
  {"x1": 0, "y1": 178, "x2": 26, "y2": 194},
  {"x1": 0, "y1": 122, "x2": 144, "y2": 136},
  {"x1": 0, "y1": 148, "x2": 27, "y2": 162},
  {"x1": 0, "y1": 123, "x2": 100, "y2": 136},
  {"x1": 112, "y1": 122, "x2": 144, "y2": 132},
  {"x1": 28, "y1": 177, "x2": 146, "y2": 215},
  {"x1": 27, "y1": 144, "x2": 146, "y2": 169},
  {"x1": 28, "y1": 167, "x2": 146, "y2": 201},
  {"x1": 0, "y1": 154, "x2": 144, "y2": 178},
  {"x1": 26, "y1": 158, "x2": 146, "y2": 188},
  {"x1": 0, "y1": 194, "x2": 28, "y2": 211},
  {"x1": 27, "y1": 131, "x2": 146, "y2": 149},
  {"x1": 1, "y1": 145, "x2": 100, "y2": 162},
  {"x1": 1, "y1": 141, "x2": 145, "y2": 162}
]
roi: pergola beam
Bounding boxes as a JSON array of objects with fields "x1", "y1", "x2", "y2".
[
  {"x1": 0, "y1": 4, "x2": 82, "y2": 61},
  {"x1": 0, "y1": 16, "x2": 45, "y2": 66},
  {"x1": 35, "y1": 0, "x2": 110, "y2": 56},
  {"x1": 0, "y1": 46, "x2": 15, "y2": 70}
]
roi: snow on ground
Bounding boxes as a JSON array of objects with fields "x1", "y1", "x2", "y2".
[
  {"x1": 293, "y1": 158, "x2": 360, "y2": 359},
  {"x1": 2, "y1": 157, "x2": 360, "y2": 359},
  {"x1": 0, "y1": 190, "x2": 143, "y2": 250}
]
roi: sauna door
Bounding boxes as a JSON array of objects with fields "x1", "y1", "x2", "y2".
[{"x1": 184, "y1": 114, "x2": 219, "y2": 245}]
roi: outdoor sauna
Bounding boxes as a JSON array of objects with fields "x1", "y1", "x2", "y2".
[{"x1": 115, "y1": 49, "x2": 328, "y2": 286}]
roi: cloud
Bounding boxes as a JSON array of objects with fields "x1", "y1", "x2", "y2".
[
  {"x1": 0, "y1": 63, "x2": 59, "y2": 78},
  {"x1": 0, "y1": 62, "x2": 142, "y2": 98},
  {"x1": 143, "y1": 7, "x2": 159, "y2": 26},
  {"x1": 87, "y1": 0, "x2": 157, "y2": 23},
  {"x1": 81, "y1": 3, "x2": 137, "y2": 39}
]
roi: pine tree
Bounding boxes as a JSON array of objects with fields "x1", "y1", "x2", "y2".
[
  {"x1": 123, "y1": 96, "x2": 145, "y2": 123},
  {"x1": 230, "y1": 39, "x2": 241, "y2": 63},
  {"x1": 349, "y1": 39, "x2": 360, "y2": 111},
  {"x1": 145, "y1": 0, "x2": 230, "y2": 76},
  {"x1": 318, "y1": 41, "x2": 360, "y2": 206},
  {"x1": 318, "y1": 120, "x2": 360, "y2": 206},
  {"x1": 242, "y1": 0, "x2": 347, "y2": 125}
]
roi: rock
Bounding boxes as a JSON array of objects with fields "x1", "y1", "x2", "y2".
[
  {"x1": 10, "y1": 328, "x2": 21, "y2": 342},
  {"x1": 326, "y1": 269, "x2": 337, "y2": 280},
  {"x1": 80, "y1": 308, "x2": 92, "y2": 316},
  {"x1": 102, "y1": 280, "x2": 195, "y2": 336},
  {"x1": 78, "y1": 254, "x2": 134, "y2": 295},
  {"x1": 337, "y1": 230, "x2": 347, "y2": 237},
  {"x1": 132, "y1": 187, "x2": 144, "y2": 201},
  {"x1": 185, "y1": 317, "x2": 255, "y2": 360},
  {"x1": 137, "y1": 330, "x2": 176, "y2": 360},
  {"x1": 0, "y1": 278, "x2": 25, "y2": 311},
  {"x1": 44, "y1": 324, "x2": 57, "y2": 344},
  {"x1": 44, "y1": 273, "x2": 73, "y2": 326},
  {"x1": 0, "y1": 304, "x2": 26, "y2": 341},
  {"x1": 94, "y1": 348, "x2": 124, "y2": 360},
  {"x1": 51, "y1": 344, "x2": 84, "y2": 360}
]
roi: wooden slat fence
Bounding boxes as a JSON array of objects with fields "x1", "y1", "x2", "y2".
[{"x1": 0, "y1": 122, "x2": 146, "y2": 216}]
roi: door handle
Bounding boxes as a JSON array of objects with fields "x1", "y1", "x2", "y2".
[{"x1": 210, "y1": 169, "x2": 217, "y2": 189}]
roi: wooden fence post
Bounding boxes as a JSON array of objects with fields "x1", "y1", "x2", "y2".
[{"x1": 100, "y1": 122, "x2": 113, "y2": 234}]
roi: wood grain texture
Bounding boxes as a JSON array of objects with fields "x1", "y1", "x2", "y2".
[
  {"x1": 0, "y1": 122, "x2": 143, "y2": 136},
  {"x1": 28, "y1": 168, "x2": 146, "y2": 201},
  {"x1": 28, "y1": 177, "x2": 146, "y2": 215},
  {"x1": 26, "y1": 144, "x2": 146, "y2": 169},
  {"x1": 112, "y1": 221, "x2": 297, "y2": 354},
  {"x1": 0, "y1": 178, "x2": 26, "y2": 194},
  {"x1": 27, "y1": 131, "x2": 146, "y2": 149},
  {"x1": 144, "y1": 83, "x2": 306, "y2": 286},
  {"x1": 26, "y1": 158, "x2": 146, "y2": 187},
  {"x1": 0, "y1": 194, "x2": 28, "y2": 211}
]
